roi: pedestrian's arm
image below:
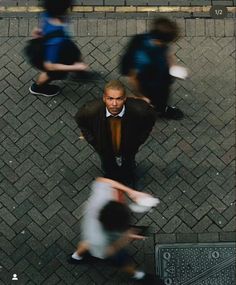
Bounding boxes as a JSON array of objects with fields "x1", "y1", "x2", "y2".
[
  {"x1": 96, "y1": 177, "x2": 152, "y2": 202},
  {"x1": 32, "y1": 27, "x2": 42, "y2": 38},
  {"x1": 127, "y1": 71, "x2": 151, "y2": 104},
  {"x1": 105, "y1": 230, "x2": 145, "y2": 257},
  {"x1": 44, "y1": 62, "x2": 88, "y2": 72},
  {"x1": 128, "y1": 70, "x2": 140, "y2": 91},
  {"x1": 167, "y1": 52, "x2": 177, "y2": 67}
]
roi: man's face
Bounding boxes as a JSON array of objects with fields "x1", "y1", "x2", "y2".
[{"x1": 103, "y1": 88, "x2": 126, "y2": 116}]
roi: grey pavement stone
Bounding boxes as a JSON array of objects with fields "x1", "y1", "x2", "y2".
[
  {"x1": 155, "y1": 234, "x2": 176, "y2": 244},
  {"x1": 220, "y1": 232, "x2": 236, "y2": 242},
  {"x1": 176, "y1": 233, "x2": 198, "y2": 243},
  {"x1": 198, "y1": 232, "x2": 219, "y2": 242},
  {"x1": 0, "y1": 17, "x2": 235, "y2": 284}
]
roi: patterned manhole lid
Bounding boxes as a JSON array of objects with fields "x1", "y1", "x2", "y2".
[{"x1": 155, "y1": 243, "x2": 236, "y2": 285}]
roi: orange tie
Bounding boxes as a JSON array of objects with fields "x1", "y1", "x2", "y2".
[{"x1": 109, "y1": 116, "x2": 121, "y2": 155}]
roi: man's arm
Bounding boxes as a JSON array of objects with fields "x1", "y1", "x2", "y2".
[
  {"x1": 96, "y1": 177, "x2": 152, "y2": 202},
  {"x1": 105, "y1": 229, "x2": 145, "y2": 257},
  {"x1": 74, "y1": 103, "x2": 98, "y2": 150},
  {"x1": 136, "y1": 103, "x2": 156, "y2": 146}
]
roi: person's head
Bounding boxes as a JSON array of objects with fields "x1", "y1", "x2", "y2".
[
  {"x1": 43, "y1": 0, "x2": 73, "y2": 17},
  {"x1": 150, "y1": 17, "x2": 179, "y2": 44},
  {"x1": 103, "y1": 80, "x2": 126, "y2": 116},
  {"x1": 99, "y1": 201, "x2": 131, "y2": 232}
]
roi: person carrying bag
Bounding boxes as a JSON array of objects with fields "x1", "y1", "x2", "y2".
[{"x1": 26, "y1": 0, "x2": 88, "y2": 97}]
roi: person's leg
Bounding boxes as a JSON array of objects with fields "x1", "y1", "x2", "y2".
[
  {"x1": 147, "y1": 86, "x2": 184, "y2": 120},
  {"x1": 37, "y1": 72, "x2": 51, "y2": 85},
  {"x1": 29, "y1": 71, "x2": 61, "y2": 97},
  {"x1": 119, "y1": 157, "x2": 136, "y2": 186},
  {"x1": 30, "y1": 69, "x2": 68, "y2": 97},
  {"x1": 100, "y1": 156, "x2": 120, "y2": 180},
  {"x1": 76, "y1": 241, "x2": 90, "y2": 256},
  {"x1": 71, "y1": 241, "x2": 89, "y2": 261},
  {"x1": 107, "y1": 250, "x2": 146, "y2": 281}
]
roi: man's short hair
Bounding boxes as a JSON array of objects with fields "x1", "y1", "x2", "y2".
[
  {"x1": 43, "y1": 0, "x2": 73, "y2": 17},
  {"x1": 99, "y1": 201, "x2": 130, "y2": 232},
  {"x1": 104, "y1": 80, "x2": 126, "y2": 97},
  {"x1": 150, "y1": 17, "x2": 179, "y2": 43}
]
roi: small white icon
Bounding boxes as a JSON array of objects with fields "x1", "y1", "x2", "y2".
[{"x1": 12, "y1": 274, "x2": 18, "y2": 281}]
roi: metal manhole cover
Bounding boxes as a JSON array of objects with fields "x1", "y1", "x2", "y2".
[{"x1": 155, "y1": 243, "x2": 236, "y2": 285}]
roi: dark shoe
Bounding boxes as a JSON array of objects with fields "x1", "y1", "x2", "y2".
[
  {"x1": 160, "y1": 106, "x2": 184, "y2": 120},
  {"x1": 29, "y1": 83, "x2": 60, "y2": 97}
]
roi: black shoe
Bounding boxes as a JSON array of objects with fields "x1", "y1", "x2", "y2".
[
  {"x1": 29, "y1": 83, "x2": 60, "y2": 97},
  {"x1": 160, "y1": 106, "x2": 184, "y2": 120}
]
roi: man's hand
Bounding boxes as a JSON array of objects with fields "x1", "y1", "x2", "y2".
[
  {"x1": 128, "y1": 190, "x2": 153, "y2": 203},
  {"x1": 127, "y1": 228, "x2": 146, "y2": 240},
  {"x1": 105, "y1": 229, "x2": 145, "y2": 257},
  {"x1": 32, "y1": 28, "x2": 42, "y2": 38}
]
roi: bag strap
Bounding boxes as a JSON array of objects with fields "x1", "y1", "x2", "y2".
[{"x1": 43, "y1": 30, "x2": 66, "y2": 41}]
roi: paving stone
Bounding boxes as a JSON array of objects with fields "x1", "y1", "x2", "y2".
[
  {"x1": 0, "y1": 18, "x2": 235, "y2": 284},
  {"x1": 0, "y1": 207, "x2": 17, "y2": 226},
  {"x1": 220, "y1": 232, "x2": 236, "y2": 242},
  {"x1": 176, "y1": 233, "x2": 198, "y2": 243},
  {"x1": 0, "y1": 19, "x2": 9, "y2": 36}
]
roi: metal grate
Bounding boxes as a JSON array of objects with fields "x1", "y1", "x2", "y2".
[{"x1": 155, "y1": 243, "x2": 236, "y2": 285}]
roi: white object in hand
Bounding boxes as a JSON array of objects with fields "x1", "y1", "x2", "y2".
[
  {"x1": 129, "y1": 197, "x2": 160, "y2": 213},
  {"x1": 169, "y1": 65, "x2": 188, "y2": 79},
  {"x1": 136, "y1": 197, "x2": 160, "y2": 207}
]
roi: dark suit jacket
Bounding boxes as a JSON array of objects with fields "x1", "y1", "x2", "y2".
[{"x1": 75, "y1": 98, "x2": 156, "y2": 163}]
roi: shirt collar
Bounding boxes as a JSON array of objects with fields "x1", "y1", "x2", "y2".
[{"x1": 106, "y1": 106, "x2": 125, "y2": 118}]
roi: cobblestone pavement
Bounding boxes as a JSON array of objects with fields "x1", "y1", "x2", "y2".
[{"x1": 0, "y1": 18, "x2": 235, "y2": 284}]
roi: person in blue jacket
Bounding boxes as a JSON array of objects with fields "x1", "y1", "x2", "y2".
[
  {"x1": 29, "y1": 0, "x2": 87, "y2": 97},
  {"x1": 120, "y1": 17, "x2": 184, "y2": 120}
]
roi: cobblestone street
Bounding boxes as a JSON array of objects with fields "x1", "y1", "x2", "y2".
[{"x1": 0, "y1": 15, "x2": 235, "y2": 285}]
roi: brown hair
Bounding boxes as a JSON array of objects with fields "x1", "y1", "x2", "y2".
[
  {"x1": 150, "y1": 17, "x2": 179, "y2": 43},
  {"x1": 104, "y1": 80, "x2": 126, "y2": 96}
]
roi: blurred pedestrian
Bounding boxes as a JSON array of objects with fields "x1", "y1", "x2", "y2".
[
  {"x1": 75, "y1": 80, "x2": 156, "y2": 184},
  {"x1": 70, "y1": 177, "x2": 164, "y2": 284},
  {"x1": 120, "y1": 17, "x2": 184, "y2": 120},
  {"x1": 29, "y1": 0, "x2": 87, "y2": 97}
]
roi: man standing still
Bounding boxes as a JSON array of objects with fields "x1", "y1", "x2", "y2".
[{"x1": 75, "y1": 80, "x2": 156, "y2": 184}]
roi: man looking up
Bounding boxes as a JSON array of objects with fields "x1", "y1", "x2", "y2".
[{"x1": 75, "y1": 80, "x2": 156, "y2": 184}]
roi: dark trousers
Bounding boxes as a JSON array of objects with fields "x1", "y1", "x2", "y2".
[
  {"x1": 142, "y1": 86, "x2": 170, "y2": 112},
  {"x1": 140, "y1": 77, "x2": 174, "y2": 112},
  {"x1": 101, "y1": 156, "x2": 136, "y2": 185}
]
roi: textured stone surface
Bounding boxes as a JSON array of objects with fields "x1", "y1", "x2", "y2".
[{"x1": 0, "y1": 17, "x2": 235, "y2": 284}]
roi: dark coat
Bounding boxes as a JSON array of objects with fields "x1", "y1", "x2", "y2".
[{"x1": 75, "y1": 98, "x2": 156, "y2": 163}]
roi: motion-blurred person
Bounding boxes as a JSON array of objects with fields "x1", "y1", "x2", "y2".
[
  {"x1": 120, "y1": 17, "x2": 184, "y2": 120},
  {"x1": 29, "y1": 0, "x2": 87, "y2": 97},
  {"x1": 75, "y1": 80, "x2": 156, "y2": 184},
  {"x1": 70, "y1": 177, "x2": 164, "y2": 284}
]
